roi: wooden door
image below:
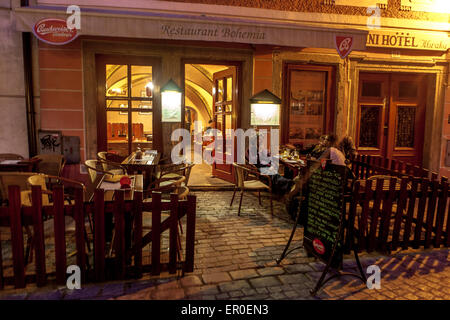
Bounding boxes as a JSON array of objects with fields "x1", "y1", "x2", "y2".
[
  {"x1": 212, "y1": 67, "x2": 237, "y2": 183},
  {"x1": 356, "y1": 73, "x2": 426, "y2": 166}
]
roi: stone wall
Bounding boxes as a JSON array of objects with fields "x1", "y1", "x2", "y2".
[{"x1": 0, "y1": 0, "x2": 29, "y2": 157}]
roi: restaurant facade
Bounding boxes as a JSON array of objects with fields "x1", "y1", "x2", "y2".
[{"x1": 2, "y1": 0, "x2": 449, "y2": 182}]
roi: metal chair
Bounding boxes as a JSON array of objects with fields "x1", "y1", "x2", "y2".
[
  {"x1": 97, "y1": 151, "x2": 126, "y2": 174},
  {"x1": 84, "y1": 159, "x2": 128, "y2": 187},
  {"x1": 0, "y1": 172, "x2": 36, "y2": 205},
  {"x1": 230, "y1": 163, "x2": 273, "y2": 216},
  {"x1": 156, "y1": 163, "x2": 194, "y2": 187},
  {"x1": 25, "y1": 173, "x2": 92, "y2": 264},
  {"x1": 23, "y1": 174, "x2": 87, "y2": 206},
  {"x1": 32, "y1": 154, "x2": 66, "y2": 176}
]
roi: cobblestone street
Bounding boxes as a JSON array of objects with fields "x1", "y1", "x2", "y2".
[{"x1": 0, "y1": 191, "x2": 449, "y2": 300}]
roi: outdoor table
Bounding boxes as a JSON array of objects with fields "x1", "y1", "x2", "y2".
[
  {"x1": 89, "y1": 174, "x2": 144, "y2": 202},
  {"x1": 121, "y1": 151, "x2": 160, "y2": 188},
  {"x1": 0, "y1": 158, "x2": 41, "y2": 172},
  {"x1": 278, "y1": 156, "x2": 306, "y2": 177}
]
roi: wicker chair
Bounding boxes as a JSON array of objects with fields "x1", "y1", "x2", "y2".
[
  {"x1": 84, "y1": 159, "x2": 127, "y2": 187},
  {"x1": 32, "y1": 154, "x2": 66, "y2": 177},
  {"x1": 97, "y1": 151, "x2": 126, "y2": 174},
  {"x1": 230, "y1": 163, "x2": 273, "y2": 216}
]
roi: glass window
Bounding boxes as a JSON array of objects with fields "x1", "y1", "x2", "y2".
[
  {"x1": 106, "y1": 65, "x2": 128, "y2": 97},
  {"x1": 107, "y1": 111, "x2": 129, "y2": 157},
  {"x1": 359, "y1": 105, "x2": 381, "y2": 148},
  {"x1": 132, "y1": 111, "x2": 153, "y2": 152},
  {"x1": 288, "y1": 70, "x2": 326, "y2": 146},
  {"x1": 217, "y1": 79, "x2": 224, "y2": 102},
  {"x1": 395, "y1": 106, "x2": 415, "y2": 148},
  {"x1": 226, "y1": 77, "x2": 232, "y2": 101},
  {"x1": 131, "y1": 65, "x2": 153, "y2": 98},
  {"x1": 104, "y1": 63, "x2": 154, "y2": 155}
]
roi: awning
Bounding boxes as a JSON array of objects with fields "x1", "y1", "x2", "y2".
[{"x1": 14, "y1": 5, "x2": 368, "y2": 50}]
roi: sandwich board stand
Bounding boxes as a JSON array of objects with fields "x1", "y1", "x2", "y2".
[{"x1": 277, "y1": 160, "x2": 367, "y2": 296}]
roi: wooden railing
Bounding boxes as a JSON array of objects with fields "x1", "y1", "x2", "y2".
[
  {"x1": 350, "y1": 154, "x2": 444, "y2": 182},
  {"x1": 0, "y1": 185, "x2": 196, "y2": 289},
  {"x1": 343, "y1": 176, "x2": 450, "y2": 254}
]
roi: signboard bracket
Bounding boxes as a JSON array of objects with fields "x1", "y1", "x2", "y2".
[
  {"x1": 310, "y1": 220, "x2": 367, "y2": 296},
  {"x1": 276, "y1": 187, "x2": 305, "y2": 264},
  {"x1": 278, "y1": 160, "x2": 367, "y2": 295}
]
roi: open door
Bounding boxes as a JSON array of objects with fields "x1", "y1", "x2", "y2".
[{"x1": 212, "y1": 67, "x2": 237, "y2": 183}]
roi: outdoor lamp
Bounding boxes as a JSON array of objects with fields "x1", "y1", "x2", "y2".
[
  {"x1": 250, "y1": 89, "x2": 281, "y2": 126},
  {"x1": 161, "y1": 79, "x2": 182, "y2": 122}
]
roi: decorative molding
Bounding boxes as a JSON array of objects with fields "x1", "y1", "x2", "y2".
[{"x1": 322, "y1": 0, "x2": 335, "y2": 5}]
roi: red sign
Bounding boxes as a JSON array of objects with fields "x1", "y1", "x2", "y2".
[
  {"x1": 120, "y1": 176, "x2": 132, "y2": 189},
  {"x1": 335, "y1": 36, "x2": 353, "y2": 59},
  {"x1": 312, "y1": 238, "x2": 325, "y2": 255},
  {"x1": 33, "y1": 19, "x2": 78, "y2": 45}
]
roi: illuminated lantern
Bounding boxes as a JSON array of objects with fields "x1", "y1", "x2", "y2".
[
  {"x1": 161, "y1": 79, "x2": 182, "y2": 122},
  {"x1": 250, "y1": 89, "x2": 281, "y2": 126}
]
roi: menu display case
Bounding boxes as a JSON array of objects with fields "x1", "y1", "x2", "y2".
[{"x1": 283, "y1": 64, "x2": 334, "y2": 149}]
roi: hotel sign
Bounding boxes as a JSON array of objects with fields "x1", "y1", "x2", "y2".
[{"x1": 366, "y1": 30, "x2": 449, "y2": 51}]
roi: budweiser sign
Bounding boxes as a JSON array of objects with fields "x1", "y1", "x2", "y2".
[
  {"x1": 312, "y1": 238, "x2": 325, "y2": 255},
  {"x1": 33, "y1": 19, "x2": 78, "y2": 45},
  {"x1": 335, "y1": 35, "x2": 353, "y2": 59}
]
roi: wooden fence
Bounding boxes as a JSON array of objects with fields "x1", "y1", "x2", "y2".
[
  {"x1": 351, "y1": 154, "x2": 444, "y2": 182},
  {"x1": 342, "y1": 176, "x2": 450, "y2": 254},
  {"x1": 0, "y1": 185, "x2": 196, "y2": 289}
]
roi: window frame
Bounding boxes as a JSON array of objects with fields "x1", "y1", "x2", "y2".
[{"x1": 96, "y1": 54, "x2": 162, "y2": 156}]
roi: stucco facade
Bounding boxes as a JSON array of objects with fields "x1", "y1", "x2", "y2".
[{"x1": 2, "y1": 0, "x2": 449, "y2": 180}]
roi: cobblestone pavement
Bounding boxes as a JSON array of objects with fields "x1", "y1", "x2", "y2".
[{"x1": 0, "y1": 191, "x2": 449, "y2": 300}]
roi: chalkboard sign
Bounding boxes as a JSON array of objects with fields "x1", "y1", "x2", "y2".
[{"x1": 303, "y1": 161, "x2": 347, "y2": 269}]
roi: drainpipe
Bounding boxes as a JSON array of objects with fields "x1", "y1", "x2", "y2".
[{"x1": 21, "y1": 0, "x2": 37, "y2": 157}]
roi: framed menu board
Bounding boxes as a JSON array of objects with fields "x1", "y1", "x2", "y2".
[
  {"x1": 283, "y1": 64, "x2": 335, "y2": 148},
  {"x1": 303, "y1": 161, "x2": 348, "y2": 269}
]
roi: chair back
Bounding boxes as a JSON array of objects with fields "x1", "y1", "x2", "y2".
[
  {"x1": 97, "y1": 152, "x2": 109, "y2": 172},
  {"x1": 0, "y1": 172, "x2": 35, "y2": 202},
  {"x1": 33, "y1": 154, "x2": 65, "y2": 176},
  {"x1": 232, "y1": 163, "x2": 244, "y2": 188},
  {"x1": 84, "y1": 160, "x2": 99, "y2": 185},
  {"x1": 184, "y1": 163, "x2": 194, "y2": 185},
  {"x1": 178, "y1": 186, "x2": 189, "y2": 200},
  {"x1": 0, "y1": 153, "x2": 24, "y2": 161},
  {"x1": 27, "y1": 174, "x2": 51, "y2": 206}
]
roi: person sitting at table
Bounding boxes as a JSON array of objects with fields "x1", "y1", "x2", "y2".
[
  {"x1": 299, "y1": 134, "x2": 335, "y2": 159},
  {"x1": 337, "y1": 135, "x2": 357, "y2": 165},
  {"x1": 245, "y1": 141, "x2": 293, "y2": 196},
  {"x1": 317, "y1": 134, "x2": 346, "y2": 166}
]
